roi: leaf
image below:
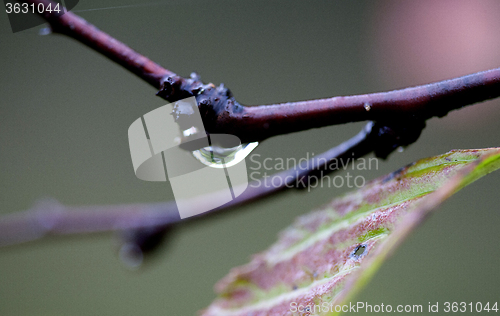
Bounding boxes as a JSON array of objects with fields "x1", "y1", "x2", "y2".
[{"x1": 201, "y1": 148, "x2": 500, "y2": 316}]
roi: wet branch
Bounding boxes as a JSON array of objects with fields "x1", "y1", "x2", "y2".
[
  {"x1": 0, "y1": 117, "x2": 424, "y2": 248},
  {"x1": 3, "y1": 1, "x2": 498, "y2": 249},
  {"x1": 22, "y1": 0, "x2": 500, "y2": 144},
  {"x1": 1, "y1": 122, "x2": 391, "y2": 247}
]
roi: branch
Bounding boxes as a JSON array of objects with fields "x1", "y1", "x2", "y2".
[
  {"x1": 0, "y1": 200, "x2": 179, "y2": 247},
  {"x1": 2, "y1": 121, "x2": 403, "y2": 248},
  {"x1": 22, "y1": 0, "x2": 500, "y2": 144},
  {"x1": 4, "y1": 1, "x2": 497, "y2": 250},
  {"x1": 22, "y1": 0, "x2": 174, "y2": 89},
  {"x1": 207, "y1": 68, "x2": 500, "y2": 143}
]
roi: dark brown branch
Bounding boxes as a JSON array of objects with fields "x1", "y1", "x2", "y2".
[
  {"x1": 22, "y1": 0, "x2": 500, "y2": 145},
  {"x1": 203, "y1": 68, "x2": 500, "y2": 143},
  {"x1": 4, "y1": 0, "x2": 496, "y2": 250},
  {"x1": 217, "y1": 122, "x2": 380, "y2": 208}
]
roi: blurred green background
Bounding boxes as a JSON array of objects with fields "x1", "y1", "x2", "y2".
[{"x1": 1, "y1": 0, "x2": 499, "y2": 315}]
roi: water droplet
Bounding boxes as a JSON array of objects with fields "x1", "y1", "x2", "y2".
[
  {"x1": 397, "y1": 146, "x2": 404, "y2": 153},
  {"x1": 192, "y1": 142, "x2": 259, "y2": 168},
  {"x1": 39, "y1": 27, "x2": 51, "y2": 36},
  {"x1": 364, "y1": 103, "x2": 371, "y2": 111},
  {"x1": 119, "y1": 243, "x2": 143, "y2": 270}
]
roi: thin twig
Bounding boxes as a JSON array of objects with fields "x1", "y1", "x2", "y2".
[
  {"x1": 23, "y1": 0, "x2": 174, "y2": 89},
  {"x1": 0, "y1": 122, "x2": 384, "y2": 248}
]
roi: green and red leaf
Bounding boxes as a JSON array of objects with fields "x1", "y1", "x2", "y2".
[{"x1": 201, "y1": 148, "x2": 500, "y2": 316}]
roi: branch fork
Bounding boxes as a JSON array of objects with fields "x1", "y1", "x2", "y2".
[{"x1": 2, "y1": 0, "x2": 499, "y2": 250}]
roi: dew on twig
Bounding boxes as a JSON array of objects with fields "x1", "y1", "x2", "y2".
[
  {"x1": 119, "y1": 243, "x2": 144, "y2": 270},
  {"x1": 192, "y1": 142, "x2": 259, "y2": 169}
]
